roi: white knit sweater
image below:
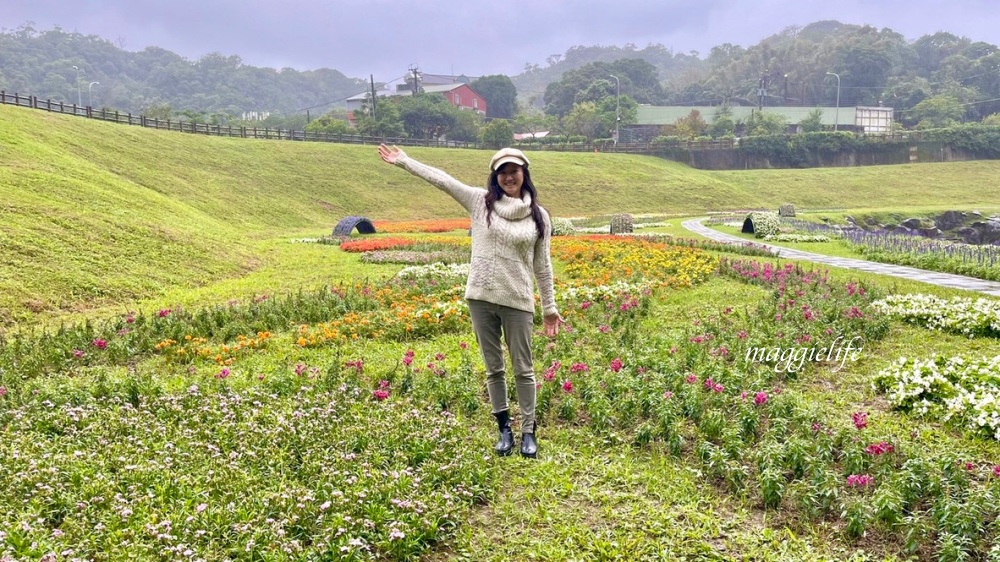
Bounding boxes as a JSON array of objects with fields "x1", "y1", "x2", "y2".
[{"x1": 394, "y1": 151, "x2": 557, "y2": 317}]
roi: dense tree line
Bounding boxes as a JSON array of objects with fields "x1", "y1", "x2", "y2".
[
  {"x1": 0, "y1": 23, "x2": 365, "y2": 127},
  {"x1": 4, "y1": 20, "x2": 999, "y2": 138}
]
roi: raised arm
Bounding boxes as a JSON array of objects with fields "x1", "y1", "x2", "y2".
[{"x1": 378, "y1": 144, "x2": 482, "y2": 213}]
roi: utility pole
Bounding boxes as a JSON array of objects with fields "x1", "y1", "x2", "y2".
[
  {"x1": 408, "y1": 64, "x2": 420, "y2": 95},
  {"x1": 370, "y1": 74, "x2": 377, "y2": 120}
]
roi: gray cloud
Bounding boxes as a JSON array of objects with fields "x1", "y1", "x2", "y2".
[{"x1": 3, "y1": 0, "x2": 999, "y2": 81}]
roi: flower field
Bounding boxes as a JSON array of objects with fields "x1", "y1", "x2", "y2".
[{"x1": 3, "y1": 227, "x2": 1000, "y2": 560}]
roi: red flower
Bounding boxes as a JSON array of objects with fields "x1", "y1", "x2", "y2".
[
  {"x1": 562, "y1": 380, "x2": 573, "y2": 393},
  {"x1": 609, "y1": 358, "x2": 623, "y2": 373},
  {"x1": 92, "y1": 339, "x2": 108, "y2": 350}
]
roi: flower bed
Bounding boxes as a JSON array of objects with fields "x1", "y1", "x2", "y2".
[
  {"x1": 875, "y1": 354, "x2": 1000, "y2": 440},
  {"x1": 871, "y1": 293, "x2": 1000, "y2": 338}
]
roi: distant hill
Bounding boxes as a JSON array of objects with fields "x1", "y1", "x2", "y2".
[
  {"x1": 511, "y1": 43, "x2": 706, "y2": 106},
  {"x1": 0, "y1": 24, "x2": 366, "y2": 122}
]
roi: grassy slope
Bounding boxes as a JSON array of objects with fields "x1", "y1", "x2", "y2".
[{"x1": 3, "y1": 103, "x2": 1000, "y2": 326}]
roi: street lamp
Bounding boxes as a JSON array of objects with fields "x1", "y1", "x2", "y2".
[
  {"x1": 71, "y1": 65, "x2": 83, "y2": 107},
  {"x1": 88, "y1": 82, "x2": 100, "y2": 107},
  {"x1": 826, "y1": 71, "x2": 841, "y2": 131},
  {"x1": 609, "y1": 74, "x2": 620, "y2": 144}
]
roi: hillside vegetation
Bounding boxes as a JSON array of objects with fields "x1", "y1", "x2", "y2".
[{"x1": 2, "y1": 103, "x2": 999, "y2": 326}]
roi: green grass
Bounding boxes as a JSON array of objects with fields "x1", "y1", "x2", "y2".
[{"x1": 4, "y1": 104, "x2": 1000, "y2": 327}]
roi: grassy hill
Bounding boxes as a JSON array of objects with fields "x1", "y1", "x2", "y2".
[{"x1": 2, "y1": 103, "x2": 999, "y2": 326}]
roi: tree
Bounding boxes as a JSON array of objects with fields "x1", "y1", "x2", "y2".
[
  {"x1": 448, "y1": 109, "x2": 483, "y2": 143},
  {"x1": 709, "y1": 105, "x2": 735, "y2": 137},
  {"x1": 744, "y1": 111, "x2": 788, "y2": 136},
  {"x1": 673, "y1": 110, "x2": 707, "y2": 139},
  {"x1": 469, "y1": 75, "x2": 518, "y2": 119},
  {"x1": 543, "y1": 58, "x2": 664, "y2": 117},
  {"x1": 355, "y1": 99, "x2": 404, "y2": 138},
  {"x1": 595, "y1": 95, "x2": 638, "y2": 138},
  {"x1": 982, "y1": 113, "x2": 1000, "y2": 126},
  {"x1": 397, "y1": 94, "x2": 457, "y2": 139},
  {"x1": 305, "y1": 111, "x2": 351, "y2": 135},
  {"x1": 799, "y1": 108, "x2": 825, "y2": 132},
  {"x1": 480, "y1": 119, "x2": 514, "y2": 149},
  {"x1": 514, "y1": 111, "x2": 557, "y2": 135},
  {"x1": 911, "y1": 95, "x2": 964, "y2": 129},
  {"x1": 561, "y1": 102, "x2": 601, "y2": 140}
]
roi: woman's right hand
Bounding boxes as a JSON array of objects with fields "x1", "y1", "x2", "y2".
[{"x1": 378, "y1": 144, "x2": 403, "y2": 165}]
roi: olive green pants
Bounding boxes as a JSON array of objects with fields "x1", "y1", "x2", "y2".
[{"x1": 467, "y1": 299, "x2": 536, "y2": 434}]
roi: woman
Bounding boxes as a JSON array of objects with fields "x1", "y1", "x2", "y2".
[{"x1": 378, "y1": 144, "x2": 562, "y2": 459}]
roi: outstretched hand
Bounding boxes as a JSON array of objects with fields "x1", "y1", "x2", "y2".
[
  {"x1": 378, "y1": 143, "x2": 402, "y2": 165},
  {"x1": 543, "y1": 313, "x2": 564, "y2": 338}
]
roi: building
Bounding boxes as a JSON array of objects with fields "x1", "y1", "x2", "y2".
[
  {"x1": 631, "y1": 105, "x2": 893, "y2": 139},
  {"x1": 345, "y1": 77, "x2": 487, "y2": 125}
]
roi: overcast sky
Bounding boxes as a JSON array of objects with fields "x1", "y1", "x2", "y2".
[{"x1": 4, "y1": 0, "x2": 999, "y2": 82}]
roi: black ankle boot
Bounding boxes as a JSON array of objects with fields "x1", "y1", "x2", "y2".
[
  {"x1": 494, "y1": 410, "x2": 514, "y2": 456},
  {"x1": 520, "y1": 423, "x2": 538, "y2": 459}
]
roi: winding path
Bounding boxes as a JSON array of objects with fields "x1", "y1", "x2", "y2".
[{"x1": 682, "y1": 218, "x2": 1000, "y2": 298}]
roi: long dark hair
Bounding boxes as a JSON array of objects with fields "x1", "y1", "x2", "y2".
[{"x1": 484, "y1": 165, "x2": 546, "y2": 238}]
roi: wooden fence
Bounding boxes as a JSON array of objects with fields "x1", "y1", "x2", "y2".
[{"x1": 0, "y1": 90, "x2": 746, "y2": 155}]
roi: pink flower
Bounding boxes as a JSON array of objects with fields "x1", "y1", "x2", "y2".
[
  {"x1": 663, "y1": 391, "x2": 674, "y2": 399},
  {"x1": 570, "y1": 362, "x2": 589, "y2": 373},
  {"x1": 845, "y1": 306, "x2": 865, "y2": 319},
  {"x1": 852, "y1": 411, "x2": 868, "y2": 430},
  {"x1": 685, "y1": 374, "x2": 697, "y2": 384},
  {"x1": 754, "y1": 391, "x2": 768, "y2": 406},
  {"x1": 0, "y1": 386, "x2": 6, "y2": 397},
  {"x1": 712, "y1": 383, "x2": 724, "y2": 393},
  {"x1": 72, "y1": 349, "x2": 85, "y2": 358},
  {"x1": 723, "y1": 307, "x2": 733, "y2": 315},
  {"x1": 846, "y1": 474, "x2": 873, "y2": 487},
  {"x1": 92, "y1": 339, "x2": 108, "y2": 350},
  {"x1": 196, "y1": 503, "x2": 208, "y2": 513},
  {"x1": 864, "y1": 441, "x2": 894, "y2": 456},
  {"x1": 598, "y1": 325, "x2": 610, "y2": 333},
  {"x1": 580, "y1": 301, "x2": 592, "y2": 310},
  {"x1": 216, "y1": 368, "x2": 231, "y2": 379},
  {"x1": 740, "y1": 391, "x2": 749, "y2": 401},
  {"x1": 459, "y1": 341, "x2": 468, "y2": 350},
  {"x1": 373, "y1": 389, "x2": 389, "y2": 401},
  {"x1": 402, "y1": 350, "x2": 414, "y2": 367},
  {"x1": 157, "y1": 308, "x2": 172, "y2": 318},
  {"x1": 562, "y1": 380, "x2": 573, "y2": 393},
  {"x1": 378, "y1": 380, "x2": 390, "y2": 389},
  {"x1": 294, "y1": 363, "x2": 307, "y2": 376},
  {"x1": 669, "y1": 346, "x2": 677, "y2": 354},
  {"x1": 964, "y1": 462, "x2": 976, "y2": 471},
  {"x1": 125, "y1": 314, "x2": 135, "y2": 324},
  {"x1": 737, "y1": 330, "x2": 748, "y2": 340},
  {"x1": 993, "y1": 465, "x2": 1000, "y2": 477},
  {"x1": 435, "y1": 353, "x2": 446, "y2": 361},
  {"x1": 609, "y1": 358, "x2": 623, "y2": 373},
  {"x1": 344, "y1": 359, "x2": 364, "y2": 373}
]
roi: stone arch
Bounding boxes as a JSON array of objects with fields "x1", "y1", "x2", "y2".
[
  {"x1": 742, "y1": 215, "x2": 756, "y2": 234},
  {"x1": 333, "y1": 216, "x2": 377, "y2": 237}
]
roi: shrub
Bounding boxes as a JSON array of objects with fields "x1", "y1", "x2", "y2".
[{"x1": 551, "y1": 218, "x2": 576, "y2": 236}]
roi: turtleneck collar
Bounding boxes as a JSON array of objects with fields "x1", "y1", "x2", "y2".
[{"x1": 492, "y1": 193, "x2": 533, "y2": 220}]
